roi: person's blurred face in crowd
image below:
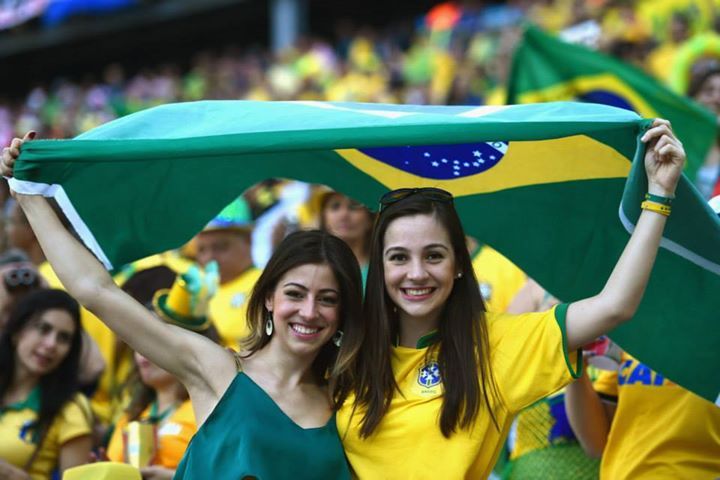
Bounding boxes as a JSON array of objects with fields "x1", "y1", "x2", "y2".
[
  {"x1": 14, "y1": 308, "x2": 75, "y2": 378},
  {"x1": 195, "y1": 229, "x2": 253, "y2": 285},
  {"x1": 322, "y1": 193, "x2": 373, "y2": 248},
  {"x1": 694, "y1": 73, "x2": 720, "y2": 117},
  {"x1": 134, "y1": 351, "x2": 177, "y2": 390}
]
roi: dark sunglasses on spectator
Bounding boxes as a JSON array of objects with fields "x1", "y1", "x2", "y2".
[{"x1": 379, "y1": 187, "x2": 454, "y2": 212}]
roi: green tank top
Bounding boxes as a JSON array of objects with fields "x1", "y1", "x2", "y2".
[{"x1": 174, "y1": 372, "x2": 350, "y2": 479}]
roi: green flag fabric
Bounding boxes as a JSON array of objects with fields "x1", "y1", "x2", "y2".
[
  {"x1": 507, "y1": 24, "x2": 718, "y2": 182},
  {"x1": 9, "y1": 100, "x2": 720, "y2": 407}
]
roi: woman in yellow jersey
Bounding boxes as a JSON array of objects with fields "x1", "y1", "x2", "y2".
[
  {"x1": 563, "y1": 197, "x2": 720, "y2": 479},
  {"x1": 2, "y1": 135, "x2": 362, "y2": 477},
  {"x1": 0, "y1": 289, "x2": 92, "y2": 480},
  {"x1": 338, "y1": 119, "x2": 686, "y2": 479}
]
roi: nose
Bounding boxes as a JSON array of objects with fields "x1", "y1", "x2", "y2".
[
  {"x1": 298, "y1": 298, "x2": 319, "y2": 320},
  {"x1": 407, "y1": 258, "x2": 429, "y2": 282},
  {"x1": 40, "y1": 332, "x2": 59, "y2": 351}
]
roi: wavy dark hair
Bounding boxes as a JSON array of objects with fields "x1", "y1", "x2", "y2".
[
  {"x1": 0, "y1": 289, "x2": 84, "y2": 443},
  {"x1": 240, "y1": 230, "x2": 364, "y2": 409},
  {"x1": 353, "y1": 192, "x2": 501, "y2": 438}
]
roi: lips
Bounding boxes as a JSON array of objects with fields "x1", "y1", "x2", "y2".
[
  {"x1": 401, "y1": 287, "x2": 436, "y2": 300},
  {"x1": 32, "y1": 352, "x2": 54, "y2": 368},
  {"x1": 289, "y1": 323, "x2": 323, "y2": 339}
]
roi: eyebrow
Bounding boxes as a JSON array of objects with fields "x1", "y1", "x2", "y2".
[
  {"x1": 385, "y1": 243, "x2": 450, "y2": 254},
  {"x1": 282, "y1": 282, "x2": 339, "y2": 295}
]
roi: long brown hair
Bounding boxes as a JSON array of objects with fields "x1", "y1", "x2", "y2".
[
  {"x1": 353, "y1": 193, "x2": 501, "y2": 438},
  {"x1": 240, "y1": 230, "x2": 364, "y2": 409}
]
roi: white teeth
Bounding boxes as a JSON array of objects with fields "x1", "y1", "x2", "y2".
[
  {"x1": 405, "y1": 288, "x2": 432, "y2": 296},
  {"x1": 291, "y1": 324, "x2": 320, "y2": 335}
]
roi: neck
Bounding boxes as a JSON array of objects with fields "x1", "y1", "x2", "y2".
[
  {"x1": 220, "y1": 263, "x2": 251, "y2": 285},
  {"x1": 398, "y1": 313, "x2": 439, "y2": 348},
  {"x1": 5, "y1": 364, "x2": 39, "y2": 405},
  {"x1": 249, "y1": 341, "x2": 318, "y2": 389},
  {"x1": 154, "y1": 382, "x2": 181, "y2": 412},
  {"x1": 346, "y1": 239, "x2": 368, "y2": 267}
]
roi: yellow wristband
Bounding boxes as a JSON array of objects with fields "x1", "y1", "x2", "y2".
[{"x1": 641, "y1": 200, "x2": 671, "y2": 216}]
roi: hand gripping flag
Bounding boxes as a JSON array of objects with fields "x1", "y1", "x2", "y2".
[
  {"x1": 9, "y1": 100, "x2": 720, "y2": 407},
  {"x1": 507, "y1": 24, "x2": 718, "y2": 183}
]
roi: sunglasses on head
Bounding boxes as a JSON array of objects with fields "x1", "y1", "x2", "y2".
[{"x1": 378, "y1": 188, "x2": 454, "y2": 212}]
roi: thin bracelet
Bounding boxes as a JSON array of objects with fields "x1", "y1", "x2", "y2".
[{"x1": 645, "y1": 193, "x2": 674, "y2": 206}]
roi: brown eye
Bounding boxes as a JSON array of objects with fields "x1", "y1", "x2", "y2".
[
  {"x1": 35, "y1": 322, "x2": 52, "y2": 335},
  {"x1": 57, "y1": 332, "x2": 73, "y2": 345}
]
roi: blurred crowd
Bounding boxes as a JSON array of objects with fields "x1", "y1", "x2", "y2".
[{"x1": 1, "y1": 0, "x2": 720, "y2": 478}]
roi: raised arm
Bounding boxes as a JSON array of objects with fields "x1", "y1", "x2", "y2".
[
  {"x1": 565, "y1": 119, "x2": 685, "y2": 350},
  {"x1": 1, "y1": 135, "x2": 236, "y2": 411}
]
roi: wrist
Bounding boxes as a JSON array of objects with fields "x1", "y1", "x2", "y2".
[{"x1": 647, "y1": 184, "x2": 675, "y2": 198}]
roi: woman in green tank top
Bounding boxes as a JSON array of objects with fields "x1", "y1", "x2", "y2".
[{"x1": 5, "y1": 161, "x2": 363, "y2": 479}]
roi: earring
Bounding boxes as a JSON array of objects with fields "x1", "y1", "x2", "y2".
[
  {"x1": 265, "y1": 311, "x2": 274, "y2": 336},
  {"x1": 456, "y1": 272, "x2": 463, "y2": 279},
  {"x1": 332, "y1": 330, "x2": 344, "y2": 347}
]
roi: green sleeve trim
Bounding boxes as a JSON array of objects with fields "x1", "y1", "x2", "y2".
[{"x1": 554, "y1": 303, "x2": 583, "y2": 379}]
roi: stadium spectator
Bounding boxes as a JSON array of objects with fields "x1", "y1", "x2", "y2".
[
  {"x1": 194, "y1": 197, "x2": 263, "y2": 349},
  {"x1": 0, "y1": 146, "x2": 365, "y2": 477},
  {"x1": 0, "y1": 289, "x2": 93, "y2": 479},
  {"x1": 338, "y1": 119, "x2": 686, "y2": 478},
  {"x1": 687, "y1": 60, "x2": 720, "y2": 199},
  {"x1": 106, "y1": 265, "x2": 220, "y2": 478},
  {"x1": 320, "y1": 191, "x2": 374, "y2": 284}
]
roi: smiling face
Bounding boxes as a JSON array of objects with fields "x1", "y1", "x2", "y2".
[
  {"x1": 264, "y1": 263, "x2": 341, "y2": 357},
  {"x1": 383, "y1": 213, "x2": 457, "y2": 328},
  {"x1": 14, "y1": 309, "x2": 75, "y2": 378}
]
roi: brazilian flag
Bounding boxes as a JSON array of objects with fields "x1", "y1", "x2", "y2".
[
  {"x1": 10, "y1": 100, "x2": 720, "y2": 407},
  {"x1": 507, "y1": 24, "x2": 717, "y2": 182}
]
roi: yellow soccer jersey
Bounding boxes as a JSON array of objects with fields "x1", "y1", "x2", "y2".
[
  {"x1": 595, "y1": 354, "x2": 720, "y2": 479},
  {"x1": 337, "y1": 305, "x2": 580, "y2": 479},
  {"x1": 209, "y1": 267, "x2": 263, "y2": 348},
  {"x1": 39, "y1": 262, "x2": 127, "y2": 424},
  {"x1": 471, "y1": 245, "x2": 526, "y2": 313},
  {"x1": 107, "y1": 400, "x2": 196, "y2": 469},
  {"x1": 0, "y1": 390, "x2": 92, "y2": 480}
]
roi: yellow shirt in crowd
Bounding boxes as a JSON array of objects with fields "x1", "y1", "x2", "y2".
[
  {"x1": 594, "y1": 353, "x2": 720, "y2": 479},
  {"x1": 471, "y1": 245, "x2": 526, "y2": 313},
  {"x1": 209, "y1": 267, "x2": 263, "y2": 348},
  {"x1": 39, "y1": 261, "x2": 127, "y2": 424},
  {"x1": 107, "y1": 399, "x2": 196, "y2": 469},
  {"x1": 0, "y1": 389, "x2": 92, "y2": 480},
  {"x1": 338, "y1": 305, "x2": 580, "y2": 479}
]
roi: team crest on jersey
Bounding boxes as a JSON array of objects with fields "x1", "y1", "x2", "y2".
[{"x1": 418, "y1": 361, "x2": 442, "y2": 388}]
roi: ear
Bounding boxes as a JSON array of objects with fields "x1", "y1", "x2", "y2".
[{"x1": 265, "y1": 294, "x2": 274, "y2": 313}]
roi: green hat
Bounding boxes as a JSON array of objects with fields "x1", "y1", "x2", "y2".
[{"x1": 204, "y1": 197, "x2": 253, "y2": 232}]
